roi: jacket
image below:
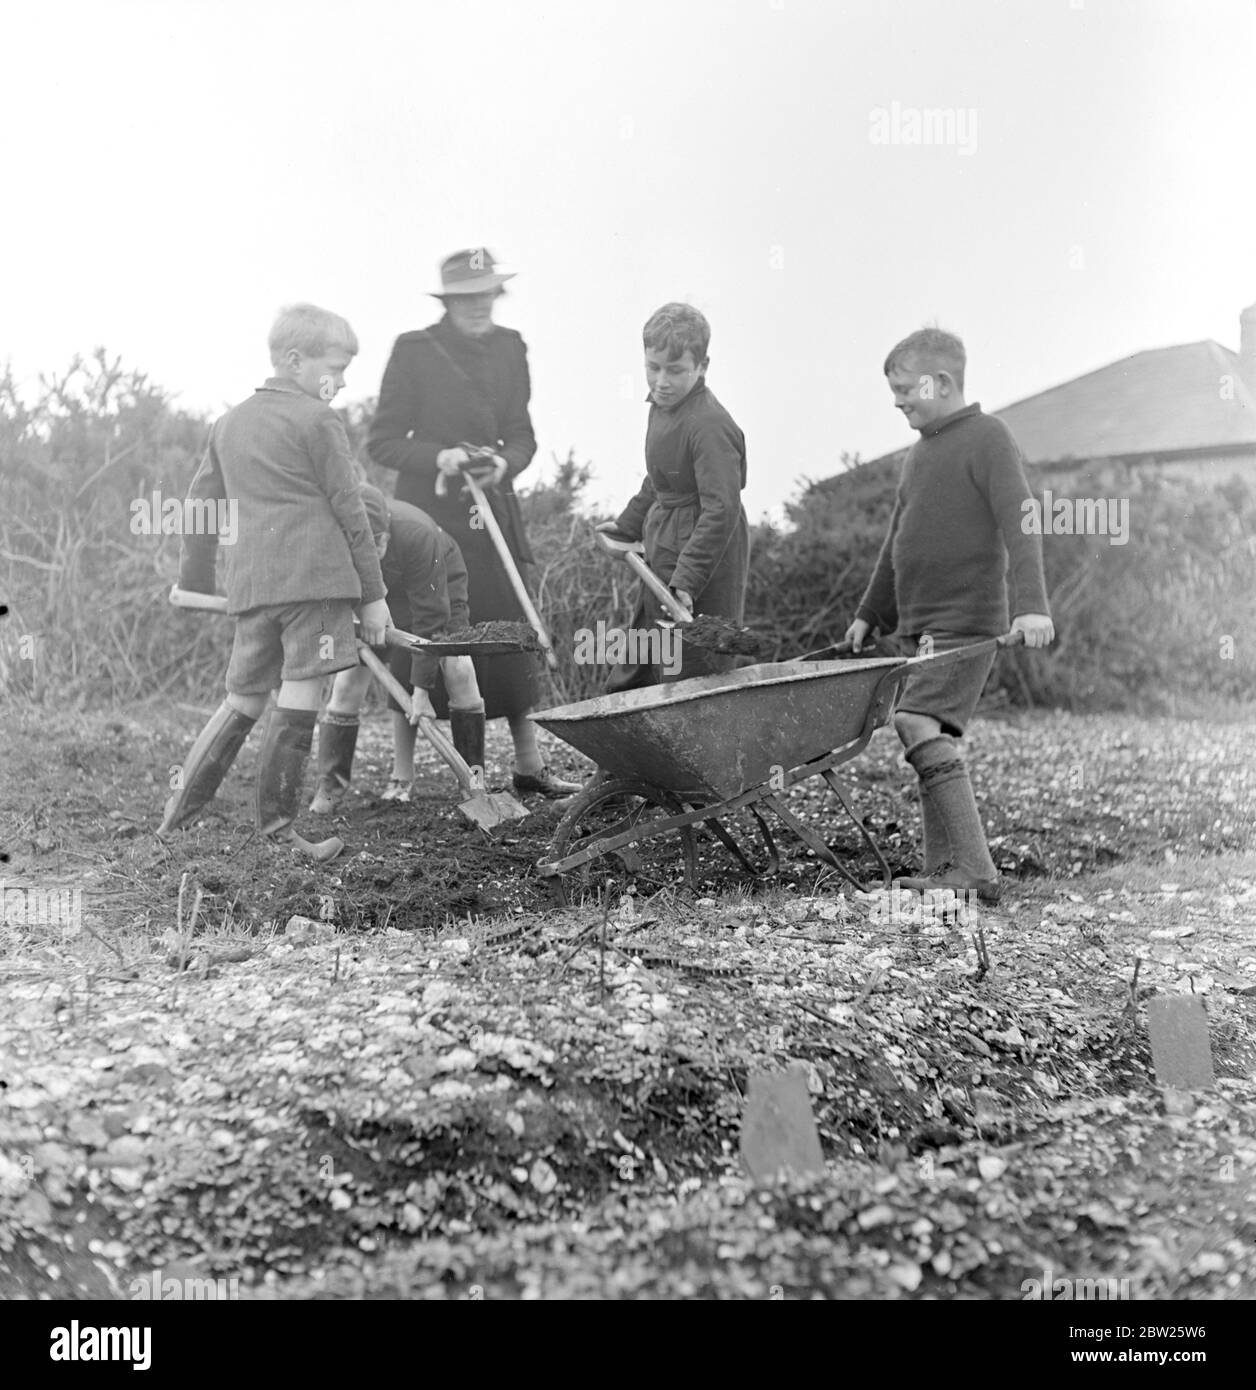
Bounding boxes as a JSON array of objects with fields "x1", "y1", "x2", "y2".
[
  {"x1": 366, "y1": 317, "x2": 536, "y2": 565},
  {"x1": 180, "y1": 379, "x2": 384, "y2": 614}
]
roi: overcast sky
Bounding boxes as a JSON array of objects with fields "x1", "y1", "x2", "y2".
[{"x1": 3, "y1": 0, "x2": 1253, "y2": 521}]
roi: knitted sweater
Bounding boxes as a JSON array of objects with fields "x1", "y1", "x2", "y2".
[{"x1": 856, "y1": 404, "x2": 1049, "y2": 637}]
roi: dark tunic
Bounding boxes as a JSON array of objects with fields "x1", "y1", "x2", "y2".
[
  {"x1": 380, "y1": 499, "x2": 472, "y2": 706},
  {"x1": 367, "y1": 316, "x2": 540, "y2": 718},
  {"x1": 615, "y1": 380, "x2": 750, "y2": 680}
]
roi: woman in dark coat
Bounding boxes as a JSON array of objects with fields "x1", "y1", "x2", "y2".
[{"x1": 366, "y1": 248, "x2": 578, "y2": 797}]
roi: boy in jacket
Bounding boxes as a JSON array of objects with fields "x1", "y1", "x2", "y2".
[
  {"x1": 845, "y1": 327, "x2": 1054, "y2": 904},
  {"x1": 159, "y1": 304, "x2": 389, "y2": 861}
]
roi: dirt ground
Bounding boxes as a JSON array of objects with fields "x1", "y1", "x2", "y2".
[{"x1": 0, "y1": 700, "x2": 1253, "y2": 1300}]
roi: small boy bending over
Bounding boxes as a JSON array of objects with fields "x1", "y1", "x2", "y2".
[
  {"x1": 846, "y1": 328, "x2": 1054, "y2": 904},
  {"x1": 599, "y1": 302, "x2": 749, "y2": 686},
  {"x1": 310, "y1": 484, "x2": 485, "y2": 810},
  {"x1": 159, "y1": 304, "x2": 390, "y2": 861}
]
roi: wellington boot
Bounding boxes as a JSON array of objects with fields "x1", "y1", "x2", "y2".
[{"x1": 158, "y1": 701, "x2": 256, "y2": 836}]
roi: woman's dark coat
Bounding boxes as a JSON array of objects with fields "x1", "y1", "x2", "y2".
[{"x1": 368, "y1": 315, "x2": 540, "y2": 718}]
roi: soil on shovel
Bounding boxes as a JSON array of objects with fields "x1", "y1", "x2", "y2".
[
  {"x1": 682, "y1": 614, "x2": 770, "y2": 657},
  {"x1": 431, "y1": 620, "x2": 541, "y2": 651}
]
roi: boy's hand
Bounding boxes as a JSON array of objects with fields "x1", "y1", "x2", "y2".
[
  {"x1": 359, "y1": 599, "x2": 391, "y2": 647},
  {"x1": 844, "y1": 617, "x2": 874, "y2": 653},
  {"x1": 1010, "y1": 613, "x2": 1055, "y2": 649},
  {"x1": 671, "y1": 587, "x2": 694, "y2": 615},
  {"x1": 409, "y1": 688, "x2": 436, "y2": 725}
]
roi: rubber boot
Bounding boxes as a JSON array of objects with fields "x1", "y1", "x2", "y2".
[
  {"x1": 256, "y1": 708, "x2": 343, "y2": 862},
  {"x1": 450, "y1": 707, "x2": 486, "y2": 786},
  {"x1": 895, "y1": 735, "x2": 999, "y2": 904},
  {"x1": 310, "y1": 713, "x2": 359, "y2": 814},
  {"x1": 158, "y1": 701, "x2": 256, "y2": 836}
]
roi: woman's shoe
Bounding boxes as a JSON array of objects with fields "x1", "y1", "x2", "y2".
[
  {"x1": 512, "y1": 767, "x2": 582, "y2": 798},
  {"x1": 380, "y1": 777, "x2": 413, "y2": 803}
]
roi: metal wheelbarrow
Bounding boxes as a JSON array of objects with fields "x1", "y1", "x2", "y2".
[{"x1": 532, "y1": 636, "x2": 1016, "y2": 904}]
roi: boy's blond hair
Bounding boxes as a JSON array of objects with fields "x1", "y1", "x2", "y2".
[
  {"x1": 884, "y1": 327, "x2": 966, "y2": 392},
  {"x1": 268, "y1": 303, "x2": 359, "y2": 367}
]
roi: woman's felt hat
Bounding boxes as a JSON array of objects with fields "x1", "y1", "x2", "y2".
[{"x1": 431, "y1": 248, "x2": 516, "y2": 297}]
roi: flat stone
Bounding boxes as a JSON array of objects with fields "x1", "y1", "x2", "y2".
[
  {"x1": 740, "y1": 1064, "x2": 825, "y2": 1185},
  {"x1": 1147, "y1": 994, "x2": 1214, "y2": 1092}
]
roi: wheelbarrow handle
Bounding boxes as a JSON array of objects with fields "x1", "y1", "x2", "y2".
[
  {"x1": 798, "y1": 638, "x2": 879, "y2": 661},
  {"x1": 169, "y1": 586, "x2": 432, "y2": 654},
  {"x1": 905, "y1": 630, "x2": 1025, "y2": 669}
]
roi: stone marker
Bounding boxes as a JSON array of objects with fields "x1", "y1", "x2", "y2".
[
  {"x1": 1147, "y1": 994, "x2": 1214, "y2": 1092},
  {"x1": 740, "y1": 1064, "x2": 826, "y2": 1184}
]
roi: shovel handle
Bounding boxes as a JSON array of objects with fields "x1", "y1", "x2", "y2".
[
  {"x1": 460, "y1": 473, "x2": 560, "y2": 671},
  {"x1": 623, "y1": 552, "x2": 693, "y2": 623},
  {"x1": 170, "y1": 586, "x2": 435, "y2": 654},
  {"x1": 168, "y1": 585, "x2": 228, "y2": 613},
  {"x1": 592, "y1": 526, "x2": 646, "y2": 558},
  {"x1": 354, "y1": 640, "x2": 475, "y2": 794},
  {"x1": 354, "y1": 639, "x2": 413, "y2": 708},
  {"x1": 416, "y1": 717, "x2": 477, "y2": 794}
]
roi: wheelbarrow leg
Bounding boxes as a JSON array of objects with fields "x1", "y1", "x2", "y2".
[
  {"x1": 690, "y1": 807, "x2": 780, "y2": 879},
  {"x1": 748, "y1": 807, "x2": 781, "y2": 876},
  {"x1": 758, "y1": 793, "x2": 867, "y2": 894},
  {"x1": 819, "y1": 767, "x2": 893, "y2": 888}
]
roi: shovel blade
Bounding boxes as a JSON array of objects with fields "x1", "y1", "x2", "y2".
[{"x1": 456, "y1": 790, "x2": 530, "y2": 831}]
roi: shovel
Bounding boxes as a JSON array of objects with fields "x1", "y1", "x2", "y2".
[
  {"x1": 592, "y1": 528, "x2": 773, "y2": 658},
  {"x1": 354, "y1": 641, "x2": 528, "y2": 831},
  {"x1": 166, "y1": 586, "x2": 527, "y2": 830},
  {"x1": 457, "y1": 470, "x2": 560, "y2": 670},
  {"x1": 168, "y1": 587, "x2": 528, "y2": 656}
]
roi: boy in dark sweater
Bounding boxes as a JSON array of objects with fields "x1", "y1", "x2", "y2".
[
  {"x1": 310, "y1": 485, "x2": 485, "y2": 811},
  {"x1": 159, "y1": 304, "x2": 390, "y2": 861},
  {"x1": 846, "y1": 328, "x2": 1054, "y2": 904},
  {"x1": 599, "y1": 302, "x2": 749, "y2": 684}
]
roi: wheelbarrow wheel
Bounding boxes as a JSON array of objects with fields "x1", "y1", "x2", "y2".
[{"x1": 546, "y1": 778, "x2": 697, "y2": 907}]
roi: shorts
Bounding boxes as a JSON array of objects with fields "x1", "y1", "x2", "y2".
[
  {"x1": 893, "y1": 631, "x2": 998, "y2": 738},
  {"x1": 225, "y1": 599, "x2": 358, "y2": 694},
  {"x1": 382, "y1": 588, "x2": 471, "y2": 714}
]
